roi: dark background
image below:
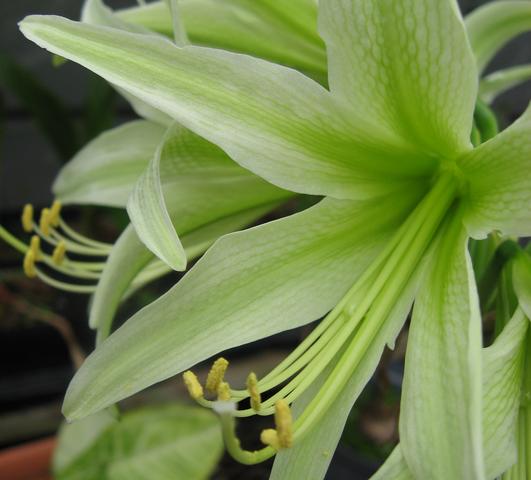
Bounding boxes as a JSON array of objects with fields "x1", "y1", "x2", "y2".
[{"x1": 0, "y1": 1, "x2": 530, "y2": 478}]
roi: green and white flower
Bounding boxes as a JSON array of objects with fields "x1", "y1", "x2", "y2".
[{"x1": 11, "y1": 0, "x2": 531, "y2": 478}]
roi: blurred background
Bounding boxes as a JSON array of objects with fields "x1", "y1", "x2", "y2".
[{"x1": 0, "y1": 0, "x2": 530, "y2": 479}]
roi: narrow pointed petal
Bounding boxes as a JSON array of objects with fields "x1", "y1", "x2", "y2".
[
  {"x1": 20, "y1": 16, "x2": 435, "y2": 200},
  {"x1": 127, "y1": 123, "x2": 291, "y2": 271},
  {"x1": 466, "y1": 0, "x2": 531, "y2": 74},
  {"x1": 461, "y1": 105, "x2": 531, "y2": 239},
  {"x1": 63, "y1": 189, "x2": 424, "y2": 419},
  {"x1": 400, "y1": 213, "x2": 484, "y2": 479},
  {"x1": 375, "y1": 307, "x2": 528, "y2": 479},
  {"x1": 91, "y1": 205, "x2": 278, "y2": 340},
  {"x1": 53, "y1": 120, "x2": 166, "y2": 207},
  {"x1": 480, "y1": 65, "x2": 531, "y2": 104},
  {"x1": 319, "y1": 0, "x2": 477, "y2": 156},
  {"x1": 271, "y1": 262, "x2": 422, "y2": 480}
]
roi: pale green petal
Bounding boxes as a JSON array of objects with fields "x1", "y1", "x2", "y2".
[
  {"x1": 461, "y1": 105, "x2": 531, "y2": 239},
  {"x1": 271, "y1": 257, "x2": 422, "y2": 480},
  {"x1": 466, "y1": 0, "x2": 531, "y2": 74},
  {"x1": 53, "y1": 120, "x2": 166, "y2": 207},
  {"x1": 480, "y1": 65, "x2": 531, "y2": 104},
  {"x1": 482, "y1": 307, "x2": 528, "y2": 478},
  {"x1": 20, "y1": 16, "x2": 436, "y2": 200},
  {"x1": 374, "y1": 308, "x2": 528, "y2": 480},
  {"x1": 119, "y1": 0, "x2": 327, "y2": 77},
  {"x1": 513, "y1": 252, "x2": 531, "y2": 320},
  {"x1": 164, "y1": 0, "x2": 188, "y2": 45},
  {"x1": 81, "y1": 0, "x2": 173, "y2": 125},
  {"x1": 400, "y1": 214, "x2": 484, "y2": 479},
  {"x1": 63, "y1": 189, "x2": 424, "y2": 419},
  {"x1": 127, "y1": 122, "x2": 291, "y2": 270},
  {"x1": 91, "y1": 205, "x2": 278, "y2": 341},
  {"x1": 319, "y1": 0, "x2": 477, "y2": 157},
  {"x1": 370, "y1": 446, "x2": 412, "y2": 480}
]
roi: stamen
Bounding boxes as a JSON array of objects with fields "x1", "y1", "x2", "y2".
[
  {"x1": 49, "y1": 200, "x2": 62, "y2": 227},
  {"x1": 183, "y1": 370, "x2": 204, "y2": 399},
  {"x1": 274, "y1": 400, "x2": 293, "y2": 448},
  {"x1": 217, "y1": 381, "x2": 231, "y2": 401},
  {"x1": 21, "y1": 204, "x2": 34, "y2": 233},
  {"x1": 260, "y1": 429, "x2": 280, "y2": 450},
  {"x1": 30, "y1": 235, "x2": 42, "y2": 260},
  {"x1": 206, "y1": 357, "x2": 229, "y2": 394},
  {"x1": 23, "y1": 249, "x2": 37, "y2": 278},
  {"x1": 39, "y1": 208, "x2": 52, "y2": 236},
  {"x1": 52, "y1": 240, "x2": 67, "y2": 265},
  {"x1": 246, "y1": 372, "x2": 261, "y2": 412}
]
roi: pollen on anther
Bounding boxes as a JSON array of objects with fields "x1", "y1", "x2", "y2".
[
  {"x1": 183, "y1": 370, "x2": 203, "y2": 399},
  {"x1": 30, "y1": 235, "x2": 42, "y2": 260},
  {"x1": 49, "y1": 200, "x2": 62, "y2": 227},
  {"x1": 260, "y1": 428, "x2": 280, "y2": 450},
  {"x1": 217, "y1": 381, "x2": 231, "y2": 401},
  {"x1": 21, "y1": 204, "x2": 34, "y2": 233},
  {"x1": 206, "y1": 357, "x2": 229, "y2": 393},
  {"x1": 246, "y1": 372, "x2": 261, "y2": 412},
  {"x1": 23, "y1": 249, "x2": 37, "y2": 278},
  {"x1": 52, "y1": 240, "x2": 67, "y2": 265},
  {"x1": 40, "y1": 208, "x2": 51, "y2": 236},
  {"x1": 274, "y1": 400, "x2": 293, "y2": 448}
]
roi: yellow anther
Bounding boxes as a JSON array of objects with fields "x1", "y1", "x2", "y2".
[
  {"x1": 30, "y1": 235, "x2": 42, "y2": 260},
  {"x1": 217, "y1": 381, "x2": 231, "y2": 401},
  {"x1": 23, "y1": 249, "x2": 37, "y2": 278},
  {"x1": 274, "y1": 400, "x2": 293, "y2": 448},
  {"x1": 246, "y1": 372, "x2": 261, "y2": 411},
  {"x1": 52, "y1": 240, "x2": 67, "y2": 265},
  {"x1": 39, "y1": 208, "x2": 51, "y2": 236},
  {"x1": 49, "y1": 200, "x2": 62, "y2": 227},
  {"x1": 21, "y1": 204, "x2": 34, "y2": 233},
  {"x1": 183, "y1": 371, "x2": 204, "y2": 399},
  {"x1": 205, "y1": 357, "x2": 229, "y2": 394},
  {"x1": 260, "y1": 429, "x2": 281, "y2": 450}
]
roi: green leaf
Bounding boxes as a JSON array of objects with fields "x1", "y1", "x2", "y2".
[
  {"x1": 63, "y1": 188, "x2": 424, "y2": 419},
  {"x1": 127, "y1": 122, "x2": 292, "y2": 270},
  {"x1": 53, "y1": 410, "x2": 116, "y2": 473},
  {"x1": 19, "y1": 16, "x2": 437, "y2": 201},
  {"x1": 479, "y1": 64, "x2": 531, "y2": 104},
  {"x1": 513, "y1": 251, "x2": 531, "y2": 320},
  {"x1": 271, "y1": 257, "x2": 422, "y2": 480},
  {"x1": 118, "y1": 0, "x2": 327, "y2": 77},
  {"x1": 374, "y1": 307, "x2": 529, "y2": 479},
  {"x1": 54, "y1": 404, "x2": 223, "y2": 480},
  {"x1": 0, "y1": 52, "x2": 79, "y2": 160},
  {"x1": 53, "y1": 120, "x2": 166, "y2": 207},
  {"x1": 465, "y1": 0, "x2": 531, "y2": 74},
  {"x1": 460, "y1": 105, "x2": 531, "y2": 239},
  {"x1": 400, "y1": 211, "x2": 484, "y2": 479},
  {"x1": 319, "y1": 0, "x2": 477, "y2": 158}
]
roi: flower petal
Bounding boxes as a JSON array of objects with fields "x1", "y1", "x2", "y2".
[
  {"x1": 127, "y1": 122, "x2": 292, "y2": 271},
  {"x1": 375, "y1": 307, "x2": 528, "y2": 479},
  {"x1": 319, "y1": 0, "x2": 477, "y2": 157},
  {"x1": 20, "y1": 16, "x2": 435, "y2": 200},
  {"x1": 399, "y1": 212, "x2": 484, "y2": 479},
  {"x1": 270, "y1": 260, "x2": 422, "y2": 480},
  {"x1": 465, "y1": 0, "x2": 531, "y2": 74},
  {"x1": 479, "y1": 65, "x2": 531, "y2": 104},
  {"x1": 119, "y1": 0, "x2": 327, "y2": 77},
  {"x1": 461, "y1": 105, "x2": 531, "y2": 239},
  {"x1": 513, "y1": 251, "x2": 531, "y2": 320},
  {"x1": 63, "y1": 188, "x2": 424, "y2": 419},
  {"x1": 53, "y1": 120, "x2": 166, "y2": 207}
]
